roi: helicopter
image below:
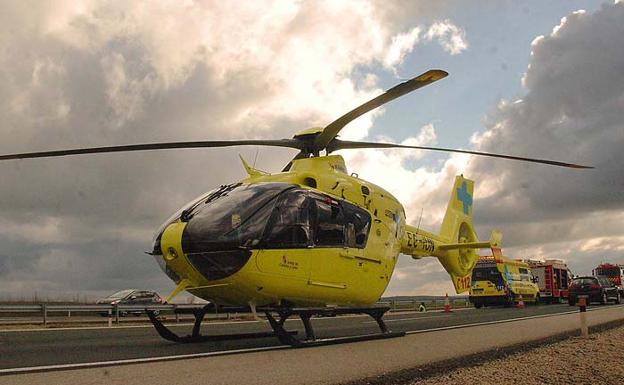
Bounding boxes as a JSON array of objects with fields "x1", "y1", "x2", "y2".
[{"x1": 0, "y1": 69, "x2": 590, "y2": 346}]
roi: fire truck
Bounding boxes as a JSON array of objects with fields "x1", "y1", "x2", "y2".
[
  {"x1": 526, "y1": 259, "x2": 570, "y2": 304},
  {"x1": 593, "y1": 263, "x2": 624, "y2": 295}
]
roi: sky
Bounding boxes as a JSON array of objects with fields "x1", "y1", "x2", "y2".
[{"x1": 0, "y1": 0, "x2": 622, "y2": 302}]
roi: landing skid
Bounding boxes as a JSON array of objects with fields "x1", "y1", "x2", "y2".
[
  {"x1": 146, "y1": 304, "x2": 404, "y2": 347},
  {"x1": 263, "y1": 306, "x2": 405, "y2": 347},
  {"x1": 146, "y1": 304, "x2": 297, "y2": 344}
]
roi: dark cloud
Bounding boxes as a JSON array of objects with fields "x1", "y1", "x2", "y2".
[{"x1": 464, "y1": 5, "x2": 624, "y2": 271}]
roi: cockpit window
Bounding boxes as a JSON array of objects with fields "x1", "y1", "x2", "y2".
[
  {"x1": 182, "y1": 183, "x2": 295, "y2": 253},
  {"x1": 181, "y1": 184, "x2": 372, "y2": 253}
]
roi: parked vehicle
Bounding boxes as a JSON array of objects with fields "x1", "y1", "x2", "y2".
[
  {"x1": 96, "y1": 289, "x2": 164, "y2": 316},
  {"x1": 526, "y1": 259, "x2": 570, "y2": 303},
  {"x1": 593, "y1": 263, "x2": 624, "y2": 296},
  {"x1": 469, "y1": 256, "x2": 540, "y2": 308},
  {"x1": 568, "y1": 276, "x2": 620, "y2": 306}
]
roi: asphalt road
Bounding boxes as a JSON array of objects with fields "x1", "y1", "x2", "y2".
[{"x1": 0, "y1": 303, "x2": 581, "y2": 371}]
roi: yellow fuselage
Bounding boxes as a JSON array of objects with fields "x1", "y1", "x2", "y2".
[{"x1": 155, "y1": 155, "x2": 405, "y2": 307}]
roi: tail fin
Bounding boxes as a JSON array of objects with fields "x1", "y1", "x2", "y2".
[
  {"x1": 399, "y1": 175, "x2": 501, "y2": 293},
  {"x1": 437, "y1": 176, "x2": 481, "y2": 293}
]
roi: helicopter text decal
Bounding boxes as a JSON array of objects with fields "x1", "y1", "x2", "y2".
[
  {"x1": 456, "y1": 275, "x2": 471, "y2": 291},
  {"x1": 279, "y1": 255, "x2": 299, "y2": 270},
  {"x1": 405, "y1": 232, "x2": 435, "y2": 253}
]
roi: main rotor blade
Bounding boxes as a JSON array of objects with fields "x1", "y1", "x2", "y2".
[
  {"x1": 329, "y1": 139, "x2": 593, "y2": 169},
  {"x1": 313, "y1": 69, "x2": 448, "y2": 151},
  {"x1": 0, "y1": 139, "x2": 303, "y2": 161}
]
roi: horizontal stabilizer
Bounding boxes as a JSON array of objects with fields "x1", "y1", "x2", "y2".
[{"x1": 438, "y1": 230, "x2": 502, "y2": 250}]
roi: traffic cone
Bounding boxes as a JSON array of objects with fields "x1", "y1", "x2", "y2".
[
  {"x1": 444, "y1": 293, "x2": 451, "y2": 313},
  {"x1": 517, "y1": 294, "x2": 525, "y2": 309}
]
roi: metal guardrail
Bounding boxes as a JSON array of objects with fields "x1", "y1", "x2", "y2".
[
  {"x1": 378, "y1": 298, "x2": 471, "y2": 312},
  {"x1": 0, "y1": 304, "x2": 228, "y2": 327},
  {"x1": 0, "y1": 299, "x2": 472, "y2": 328}
]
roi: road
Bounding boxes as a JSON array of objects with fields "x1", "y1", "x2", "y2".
[{"x1": 0, "y1": 304, "x2": 579, "y2": 371}]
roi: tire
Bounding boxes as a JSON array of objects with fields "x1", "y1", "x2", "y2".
[
  {"x1": 615, "y1": 293, "x2": 621, "y2": 305},
  {"x1": 568, "y1": 299, "x2": 575, "y2": 306},
  {"x1": 474, "y1": 303, "x2": 483, "y2": 309}
]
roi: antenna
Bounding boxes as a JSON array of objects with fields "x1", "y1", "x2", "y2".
[
  {"x1": 253, "y1": 148, "x2": 259, "y2": 168},
  {"x1": 416, "y1": 207, "x2": 424, "y2": 232}
]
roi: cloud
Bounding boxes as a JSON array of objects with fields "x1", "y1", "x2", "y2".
[
  {"x1": 382, "y1": 20, "x2": 468, "y2": 70},
  {"x1": 0, "y1": 1, "x2": 464, "y2": 300},
  {"x1": 425, "y1": 20, "x2": 468, "y2": 55},
  {"x1": 383, "y1": 27, "x2": 422, "y2": 69}
]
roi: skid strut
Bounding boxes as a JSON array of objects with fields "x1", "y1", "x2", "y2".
[
  {"x1": 147, "y1": 304, "x2": 403, "y2": 346},
  {"x1": 262, "y1": 305, "x2": 404, "y2": 347},
  {"x1": 146, "y1": 304, "x2": 296, "y2": 344}
]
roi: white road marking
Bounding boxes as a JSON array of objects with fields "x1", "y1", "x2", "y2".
[
  {"x1": 363, "y1": 314, "x2": 453, "y2": 323},
  {"x1": 0, "y1": 345, "x2": 290, "y2": 375}
]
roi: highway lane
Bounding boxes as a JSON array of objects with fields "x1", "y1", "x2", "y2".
[{"x1": 0, "y1": 304, "x2": 579, "y2": 370}]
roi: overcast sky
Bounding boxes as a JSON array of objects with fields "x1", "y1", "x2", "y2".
[{"x1": 0, "y1": 1, "x2": 622, "y2": 301}]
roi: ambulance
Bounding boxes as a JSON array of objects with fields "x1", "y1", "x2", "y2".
[{"x1": 469, "y1": 255, "x2": 540, "y2": 308}]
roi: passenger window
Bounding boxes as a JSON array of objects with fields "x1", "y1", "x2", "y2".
[
  {"x1": 314, "y1": 199, "x2": 345, "y2": 247},
  {"x1": 343, "y1": 202, "x2": 371, "y2": 248},
  {"x1": 264, "y1": 191, "x2": 311, "y2": 248}
]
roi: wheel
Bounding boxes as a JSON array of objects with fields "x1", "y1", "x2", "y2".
[
  {"x1": 568, "y1": 299, "x2": 575, "y2": 306},
  {"x1": 474, "y1": 303, "x2": 483, "y2": 309},
  {"x1": 615, "y1": 293, "x2": 621, "y2": 305}
]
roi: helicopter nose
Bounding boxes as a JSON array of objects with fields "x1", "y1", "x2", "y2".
[{"x1": 180, "y1": 221, "x2": 252, "y2": 281}]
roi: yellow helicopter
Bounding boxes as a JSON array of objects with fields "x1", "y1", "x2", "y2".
[{"x1": 0, "y1": 69, "x2": 590, "y2": 346}]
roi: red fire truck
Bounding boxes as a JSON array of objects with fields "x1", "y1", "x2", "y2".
[
  {"x1": 593, "y1": 263, "x2": 624, "y2": 295},
  {"x1": 526, "y1": 259, "x2": 570, "y2": 303}
]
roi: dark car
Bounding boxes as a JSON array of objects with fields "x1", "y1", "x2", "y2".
[
  {"x1": 568, "y1": 276, "x2": 620, "y2": 306},
  {"x1": 96, "y1": 289, "x2": 164, "y2": 316}
]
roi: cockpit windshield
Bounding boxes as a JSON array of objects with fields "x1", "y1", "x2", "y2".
[
  {"x1": 182, "y1": 183, "x2": 295, "y2": 252},
  {"x1": 181, "y1": 183, "x2": 372, "y2": 253}
]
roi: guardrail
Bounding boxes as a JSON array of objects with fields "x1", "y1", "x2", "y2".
[
  {"x1": 0, "y1": 304, "x2": 230, "y2": 327},
  {"x1": 0, "y1": 299, "x2": 472, "y2": 328},
  {"x1": 378, "y1": 298, "x2": 471, "y2": 312}
]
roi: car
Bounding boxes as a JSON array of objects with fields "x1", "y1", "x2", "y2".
[
  {"x1": 96, "y1": 289, "x2": 164, "y2": 316},
  {"x1": 568, "y1": 276, "x2": 621, "y2": 306}
]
